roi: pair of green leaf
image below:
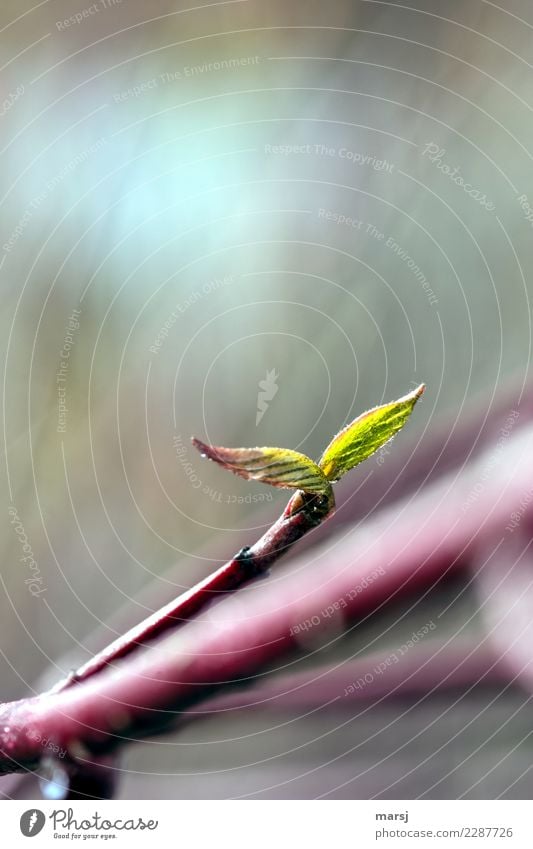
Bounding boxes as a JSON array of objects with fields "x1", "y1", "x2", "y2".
[{"x1": 192, "y1": 384, "x2": 424, "y2": 511}]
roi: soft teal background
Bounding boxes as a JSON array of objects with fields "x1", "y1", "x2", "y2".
[{"x1": 1, "y1": 0, "x2": 533, "y2": 798}]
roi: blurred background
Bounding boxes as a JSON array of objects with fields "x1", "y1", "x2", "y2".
[{"x1": 1, "y1": 0, "x2": 533, "y2": 799}]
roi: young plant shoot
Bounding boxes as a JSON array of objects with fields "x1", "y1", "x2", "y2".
[{"x1": 193, "y1": 383, "x2": 425, "y2": 518}]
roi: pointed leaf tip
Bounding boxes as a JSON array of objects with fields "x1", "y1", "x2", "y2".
[
  {"x1": 410, "y1": 383, "x2": 426, "y2": 400},
  {"x1": 190, "y1": 437, "x2": 217, "y2": 460},
  {"x1": 318, "y1": 383, "x2": 424, "y2": 482}
]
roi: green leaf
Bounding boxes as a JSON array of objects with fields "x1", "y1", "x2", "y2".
[
  {"x1": 192, "y1": 438, "x2": 330, "y2": 495},
  {"x1": 318, "y1": 384, "x2": 425, "y2": 481},
  {"x1": 192, "y1": 384, "x2": 424, "y2": 515}
]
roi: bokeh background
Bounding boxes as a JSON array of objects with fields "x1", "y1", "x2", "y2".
[{"x1": 1, "y1": 0, "x2": 533, "y2": 799}]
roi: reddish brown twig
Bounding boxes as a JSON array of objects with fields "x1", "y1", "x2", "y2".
[
  {"x1": 32, "y1": 388, "x2": 425, "y2": 701},
  {"x1": 1, "y1": 416, "x2": 532, "y2": 777},
  {"x1": 50, "y1": 490, "x2": 331, "y2": 694}
]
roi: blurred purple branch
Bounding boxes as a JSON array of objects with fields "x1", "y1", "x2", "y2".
[
  {"x1": 43, "y1": 378, "x2": 525, "y2": 687},
  {"x1": 0, "y1": 401, "x2": 532, "y2": 779},
  {"x1": 189, "y1": 638, "x2": 512, "y2": 715}
]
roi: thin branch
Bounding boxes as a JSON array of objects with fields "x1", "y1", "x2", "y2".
[
  {"x1": 50, "y1": 491, "x2": 330, "y2": 694},
  {"x1": 36, "y1": 378, "x2": 527, "y2": 696},
  {"x1": 0, "y1": 420, "x2": 531, "y2": 776}
]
